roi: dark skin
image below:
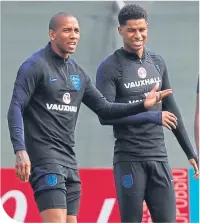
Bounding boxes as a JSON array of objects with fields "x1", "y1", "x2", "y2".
[
  {"x1": 49, "y1": 15, "x2": 80, "y2": 58},
  {"x1": 15, "y1": 149, "x2": 31, "y2": 182},
  {"x1": 14, "y1": 17, "x2": 173, "y2": 182},
  {"x1": 15, "y1": 15, "x2": 81, "y2": 223},
  {"x1": 118, "y1": 19, "x2": 148, "y2": 58},
  {"x1": 118, "y1": 18, "x2": 199, "y2": 179},
  {"x1": 14, "y1": 15, "x2": 174, "y2": 223},
  {"x1": 15, "y1": 15, "x2": 81, "y2": 182}
]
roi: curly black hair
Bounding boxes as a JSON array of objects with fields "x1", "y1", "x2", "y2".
[{"x1": 118, "y1": 4, "x2": 148, "y2": 26}]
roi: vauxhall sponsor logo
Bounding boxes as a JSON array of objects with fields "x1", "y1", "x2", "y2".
[
  {"x1": 129, "y1": 92, "x2": 161, "y2": 104},
  {"x1": 46, "y1": 92, "x2": 77, "y2": 112},
  {"x1": 46, "y1": 104, "x2": 77, "y2": 112},
  {"x1": 124, "y1": 77, "x2": 161, "y2": 89}
]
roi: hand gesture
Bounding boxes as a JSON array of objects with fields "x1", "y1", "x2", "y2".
[{"x1": 144, "y1": 83, "x2": 172, "y2": 109}]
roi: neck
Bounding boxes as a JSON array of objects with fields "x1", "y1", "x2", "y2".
[
  {"x1": 50, "y1": 41, "x2": 69, "y2": 59},
  {"x1": 123, "y1": 46, "x2": 144, "y2": 59}
]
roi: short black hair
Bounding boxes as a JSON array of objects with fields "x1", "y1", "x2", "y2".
[
  {"x1": 49, "y1": 12, "x2": 74, "y2": 30},
  {"x1": 118, "y1": 4, "x2": 148, "y2": 26}
]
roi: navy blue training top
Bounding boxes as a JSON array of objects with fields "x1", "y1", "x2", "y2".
[
  {"x1": 96, "y1": 48, "x2": 198, "y2": 164},
  {"x1": 7, "y1": 43, "x2": 150, "y2": 169}
]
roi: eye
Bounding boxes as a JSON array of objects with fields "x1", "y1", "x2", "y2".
[
  {"x1": 127, "y1": 28, "x2": 136, "y2": 33},
  {"x1": 75, "y1": 29, "x2": 80, "y2": 34},
  {"x1": 63, "y1": 28, "x2": 71, "y2": 32},
  {"x1": 139, "y1": 28, "x2": 146, "y2": 32}
]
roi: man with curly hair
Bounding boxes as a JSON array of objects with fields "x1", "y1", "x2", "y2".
[{"x1": 96, "y1": 4, "x2": 199, "y2": 223}]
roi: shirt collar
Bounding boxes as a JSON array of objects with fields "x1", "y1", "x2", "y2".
[
  {"x1": 46, "y1": 42, "x2": 69, "y2": 63},
  {"x1": 120, "y1": 47, "x2": 146, "y2": 61}
]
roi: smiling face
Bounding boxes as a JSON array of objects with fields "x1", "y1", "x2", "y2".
[
  {"x1": 49, "y1": 15, "x2": 80, "y2": 58},
  {"x1": 119, "y1": 18, "x2": 148, "y2": 54}
]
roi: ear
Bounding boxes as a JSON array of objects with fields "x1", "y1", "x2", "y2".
[
  {"x1": 118, "y1": 26, "x2": 123, "y2": 36},
  {"x1": 49, "y1": 29, "x2": 56, "y2": 41}
]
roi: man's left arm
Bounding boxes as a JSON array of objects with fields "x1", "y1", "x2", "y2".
[
  {"x1": 82, "y1": 74, "x2": 171, "y2": 120},
  {"x1": 160, "y1": 57, "x2": 198, "y2": 177}
]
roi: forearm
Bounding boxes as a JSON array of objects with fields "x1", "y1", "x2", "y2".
[
  {"x1": 99, "y1": 111, "x2": 161, "y2": 126},
  {"x1": 97, "y1": 99, "x2": 148, "y2": 120},
  {"x1": 163, "y1": 95, "x2": 197, "y2": 159},
  {"x1": 83, "y1": 83, "x2": 148, "y2": 119},
  {"x1": 7, "y1": 101, "x2": 26, "y2": 153}
]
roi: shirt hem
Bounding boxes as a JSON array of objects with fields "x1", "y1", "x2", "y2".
[{"x1": 31, "y1": 158, "x2": 78, "y2": 169}]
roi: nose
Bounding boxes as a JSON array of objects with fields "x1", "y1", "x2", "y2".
[
  {"x1": 70, "y1": 31, "x2": 78, "y2": 39},
  {"x1": 135, "y1": 30, "x2": 142, "y2": 39}
]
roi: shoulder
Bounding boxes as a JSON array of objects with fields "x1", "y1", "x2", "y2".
[
  {"x1": 146, "y1": 49, "x2": 167, "y2": 75},
  {"x1": 96, "y1": 53, "x2": 119, "y2": 82},
  {"x1": 97, "y1": 53, "x2": 118, "y2": 72},
  {"x1": 19, "y1": 47, "x2": 46, "y2": 72},
  {"x1": 16, "y1": 48, "x2": 47, "y2": 81},
  {"x1": 146, "y1": 49, "x2": 165, "y2": 64}
]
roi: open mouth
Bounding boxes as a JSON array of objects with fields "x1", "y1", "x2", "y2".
[
  {"x1": 68, "y1": 42, "x2": 76, "y2": 46},
  {"x1": 134, "y1": 40, "x2": 143, "y2": 45},
  {"x1": 67, "y1": 42, "x2": 77, "y2": 50}
]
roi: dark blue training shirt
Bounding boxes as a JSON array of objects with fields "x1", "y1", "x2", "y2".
[
  {"x1": 8, "y1": 43, "x2": 151, "y2": 169},
  {"x1": 96, "y1": 48, "x2": 198, "y2": 164}
]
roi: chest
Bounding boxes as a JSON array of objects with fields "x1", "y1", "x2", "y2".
[
  {"x1": 116, "y1": 59, "x2": 162, "y2": 99},
  {"x1": 38, "y1": 59, "x2": 85, "y2": 104}
]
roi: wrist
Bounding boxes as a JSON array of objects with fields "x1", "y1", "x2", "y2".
[{"x1": 15, "y1": 148, "x2": 26, "y2": 154}]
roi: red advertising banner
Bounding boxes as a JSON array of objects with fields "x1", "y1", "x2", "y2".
[{"x1": 0, "y1": 168, "x2": 189, "y2": 223}]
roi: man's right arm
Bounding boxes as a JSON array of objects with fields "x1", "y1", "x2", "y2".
[{"x1": 7, "y1": 61, "x2": 41, "y2": 154}]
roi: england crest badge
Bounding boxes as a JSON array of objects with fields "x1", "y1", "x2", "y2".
[{"x1": 70, "y1": 75, "x2": 81, "y2": 91}]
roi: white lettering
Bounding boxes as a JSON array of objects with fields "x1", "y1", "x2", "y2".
[
  {"x1": 129, "y1": 99, "x2": 143, "y2": 104},
  {"x1": 52, "y1": 104, "x2": 58, "y2": 110},
  {"x1": 46, "y1": 103, "x2": 77, "y2": 113},
  {"x1": 145, "y1": 79, "x2": 150, "y2": 85},
  {"x1": 176, "y1": 191, "x2": 187, "y2": 199},
  {"x1": 46, "y1": 103, "x2": 53, "y2": 109},
  {"x1": 130, "y1": 82, "x2": 135, "y2": 88},
  {"x1": 140, "y1": 80, "x2": 145, "y2": 86},
  {"x1": 174, "y1": 182, "x2": 187, "y2": 190},
  {"x1": 124, "y1": 77, "x2": 161, "y2": 89},
  {"x1": 176, "y1": 199, "x2": 188, "y2": 208},
  {"x1": 173, "y1": 169, "x2": 189, "y2": 222},
  {"x1": 176, "y1": 217, "x2": 188, "y2": 223},
  {"x1": 58, "y1": 105, "x2": 63, "y2": 111},
  {"x1": 135, "y1": 81, "x2": 140, "y2": 87},
  {"x1": 173, "y1": 169, "x2": 187, "y2": 179},
  {"x1": 150, "y1": 78, "x2": 155, "y2": 84},
  {"x1": 1, "y1": 190, "x2": 27, "y2": 222},
  {"x1": 124, "y1": 83, "x2": 130, "y2": 88}
]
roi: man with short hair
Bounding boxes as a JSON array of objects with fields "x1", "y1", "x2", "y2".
[
  {"x1": 7, "y1": 12, "x2": 170, "y2": 223},
  {"x1": 96, "y1": 4, "x2": 199, "y2": 223}
]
